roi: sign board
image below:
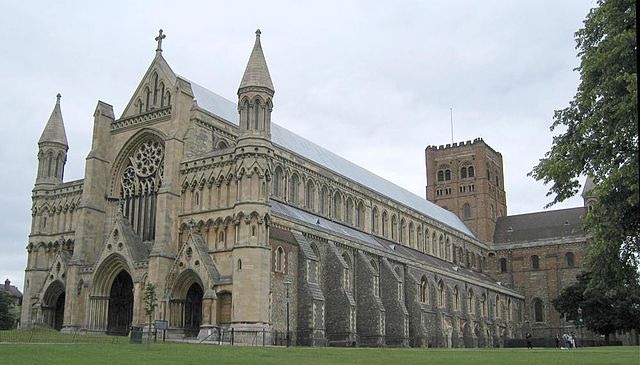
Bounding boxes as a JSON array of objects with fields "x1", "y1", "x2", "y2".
[{"x1": 154, "y1": 320, "x2": 168, "y2": 331}]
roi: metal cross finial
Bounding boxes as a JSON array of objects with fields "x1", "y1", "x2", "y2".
[
  {"x1": 155, "y1": 29, "x2": 166, "y2": 52},
  {"x1": 255, "y1": 29, "x2": 261, "y2": 37},
  {"x1": 56, "y1": 93, "x2": 61, "y2": 104}
]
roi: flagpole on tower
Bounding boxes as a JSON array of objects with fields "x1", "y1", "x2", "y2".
[{"x1": 450, "y1": 107, "x2": 454, "y2": 144}]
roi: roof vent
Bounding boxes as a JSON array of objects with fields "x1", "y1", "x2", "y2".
[
  {"x1": 316, "y1": 219, "x2": 321, "y2": 225},
  {"x1": 389, "y1": 244, "x2": 396, "y2": 251},
  {"x1": 507, "y1": 226, "x2": 514, "y2": 232},
  {"x1": 564, "y1": 221, "x2": 569, "y2": 225},
  {"x1": 496, "y1": 281, "x2": 502, "y2": 286},
  {"x1": 452, "y1": 265, "x2": 459, "y2": 272}
]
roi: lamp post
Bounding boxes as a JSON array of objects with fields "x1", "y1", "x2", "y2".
[
  {"x1": 284, "y1": 278, "x2": 291, "y2": 347},
  {"x1": 577, "y1": 307, "x2": 583, "y2": 348}
]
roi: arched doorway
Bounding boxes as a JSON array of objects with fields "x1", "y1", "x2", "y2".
[
  {"x1": 184, "y1": 283, "x2": 203, "y2": 337},
  {"x1": 107, "y1": 270, "x2": 134, "y2": 336},
  {"x1": 53, "y1": 292, "x2": 65, "y2": 331},
  {"x1": 43, "y1": 281, "x2": 65, "y2": 331}
]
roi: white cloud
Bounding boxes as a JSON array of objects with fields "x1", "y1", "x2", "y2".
[{"x1": 0, "y1": 0, "x2": 594, "y2": 290}]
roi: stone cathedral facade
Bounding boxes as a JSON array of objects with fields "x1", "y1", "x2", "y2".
[{"x1": 21, "y1": 30, "x2": 592, "y2": 347}]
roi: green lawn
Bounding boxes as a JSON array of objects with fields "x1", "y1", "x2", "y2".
[{"x1": 0, "y1": 342, "x2": 638, "y2": 365}]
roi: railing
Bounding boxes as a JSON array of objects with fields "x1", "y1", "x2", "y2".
[{"x1": 0, "y1": 327, "x2": 129, "y2": 344}]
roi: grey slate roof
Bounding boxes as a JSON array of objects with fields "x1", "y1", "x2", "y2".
[
  {"x1": 272, "y1": 200, "x2": 505, "y2": 290},
  {"x1": 1, "y1": 281, "x2": 22, "y2": 299},
  {"x1": 270, "y1": 200, "x2": 387, "y2": 250},
  {"x1": 494, "y1": 207, "x2": 586, "y2": 243},
  {"x1": 189, "y1": 81, "x2": 475, "y2": 238},
  {"x1": 39, "y1": 94, "x2": 68, "y2": 146},
  {"x1": 373, "y1": 235, "x2": 497, "y2": 285}
]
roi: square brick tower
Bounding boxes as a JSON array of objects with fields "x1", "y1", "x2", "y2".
[{"x1": 425, "y1": 138, "x2": 507, "y2": 242}]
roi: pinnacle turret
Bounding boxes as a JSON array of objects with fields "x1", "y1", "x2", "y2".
[
  {"x1": 236, "y1": 30, "x2": 275, "y2": 142},
  {"x1": 238, "y1": 29, "x2": 274, "y2": 94},
  {"x1": 35, "y1": 93, "x2": 68, "y2": 187},
  {"x1": 38, "y1": 93, "x2": 68, "y2": 147}
]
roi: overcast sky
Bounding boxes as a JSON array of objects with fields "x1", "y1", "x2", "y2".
[{"x1": 0, "y1": 0, "x2": 596, "y2": 291}]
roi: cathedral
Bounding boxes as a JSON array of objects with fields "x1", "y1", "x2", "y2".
[{"x1": 21, "y1": 30, "x2": 594, "y2": 347}]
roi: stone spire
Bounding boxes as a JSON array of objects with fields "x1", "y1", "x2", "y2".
[
  {"x1": 581, "y1": 175, "x2": 596, "y2": 198},
  {"x1": 581, "y1": 175, "x2": 597, "y2": 208},
  {"x1": 38, "y1": 93, "x2": 68, "y2": 147},
  {"x1": 238, "y1": 29, "x2": 274, "y2": 94},
  {"x1": 35, "y1": 93, "x2": 69, "y2": 188}
]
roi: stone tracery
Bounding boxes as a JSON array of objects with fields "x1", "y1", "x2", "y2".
[{"x1": 120, "y1": 139, "x2": 164, "y2": 241}]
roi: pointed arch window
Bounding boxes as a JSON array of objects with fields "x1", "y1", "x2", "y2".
[
  {"x1": 468, "y1": 166, "x2": 475, "y2": 177},
  {"x1": 254, "y1": 99, "x2": 261, "y2": 130},
  {"x1": 274, "y1": 246, "x2": 286, "y2": 273},
  {"x1": 345, "y1": 197, "x2": 354, "y2": 225},
  {"x1": 382, "y1": 211, "x2": 388, "y2": 237},
  {"x1": 305, "y1": 180, "x2": 315, "y2": 210},
  {"x1": 565, "y1": 252, "x2": 575, "y2": 267},
  {"x1": 500, "y1": 258, "x2": 508, "y2": 273},
  {"x1": 453, "y1": 286, "x2": 460, "y2": 311},
  {"x1": 438, "y1": 281, "x2": 445, "y2": 308},
  {"x1": 342, "y1": 252, "x2": 352, "y2": 290},
  {"x1": 152, "y1": 73, "x2": 159, "y2": 107},
  {"x1": 160, "y1": 82, "x2": 166, "y2": 107},
  {"x1": 319, "y1": 186, "x2": 328, "y2": 215},
  {"x1": 531, "y1": 255, "x2": 540, "y2": 270},
  {"x1": 333, "y1": 192, "x2": 342, "y2": 220},
  {"x1": 533, "y1": 298, "x2": 544, "y2": 322},
  {"x1": 460, "y1": 167, "x2": 467, "y2": 179},
  {"x1": 463, "y1": 203, "x2": 471, "y2": 219},
  {"x1": 289, "y1": 174, "x2": 299, "y2": 204},
  {"x1": 356, "y1": 201, "x2": 365, "y2": 229},
  {"x1": 371, "y1": 259, "x2": 380, "y2": 297},
  {"x1": 420, "y1": 276, "x2": 429, "y2": 303},
  {"x1": 391, "y1": 215, "x2": 398, "y2": 241},
  {"x1": 481, "y1": 294, "x2": 487, "y2": 317},
  {"x1": 120, "y1": 138, "x2": 164, "y2": 241},
  {"x1": 273, "y1": 167, "x2": 283, "y2": 198},
  {"x1": 371, "y1": 207, "x2": 379, "y2": 234},
  {"x1": 145, "y1": 87, "x2": 151, "y2": 111}
]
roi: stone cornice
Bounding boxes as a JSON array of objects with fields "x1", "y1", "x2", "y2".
[
  {"x1": 111, "y1": 106, "x2": 172, "y2": 132},
  {"x1": 491, "y1": 235, "x2": 589, "y2": 251}
]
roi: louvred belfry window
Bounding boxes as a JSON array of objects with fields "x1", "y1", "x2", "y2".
[{"x1": 121, "y1": 140, "x2": 164, "y2": 241}]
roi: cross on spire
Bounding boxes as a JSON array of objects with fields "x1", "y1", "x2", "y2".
[{"x1": 155, "y1": 29, "x2": 166, "y2": 53}]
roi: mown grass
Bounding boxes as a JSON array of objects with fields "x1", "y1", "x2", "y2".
[{"x1": 1, "y1": 329, "x2": 638, "y2": 365}]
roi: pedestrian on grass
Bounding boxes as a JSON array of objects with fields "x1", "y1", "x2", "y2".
[
  {"x1": 525, "y1": 332, "x2": 532, "y2": 349},
  {"x1": 555, "y1": 334, "x2": 560, "y2": 348}
]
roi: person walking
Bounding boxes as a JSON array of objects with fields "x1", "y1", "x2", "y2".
[
  {"x1": 525, "y1": 332, "x2": 532, "y2": 349},
  {"x1": 555, "y1": 334, "x2": 560, "y2": 348}
]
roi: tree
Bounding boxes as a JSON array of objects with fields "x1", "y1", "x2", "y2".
[
  {"x1": 0, "y1": 291, "x2": 16, "y2": 330},
  {"x1": 143, "y1": 283, "x2": 158, "y2": 347},
  {"x1": 553, "y1": 272, "x2": 640, "y2": 341},
  {"x1": 529, "y1": 0, "x2": 638, "y2": 293}
]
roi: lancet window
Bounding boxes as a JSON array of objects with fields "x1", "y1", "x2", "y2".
[{"x1": 120, "y1": 139, "x2": 164, "y2": 241}]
